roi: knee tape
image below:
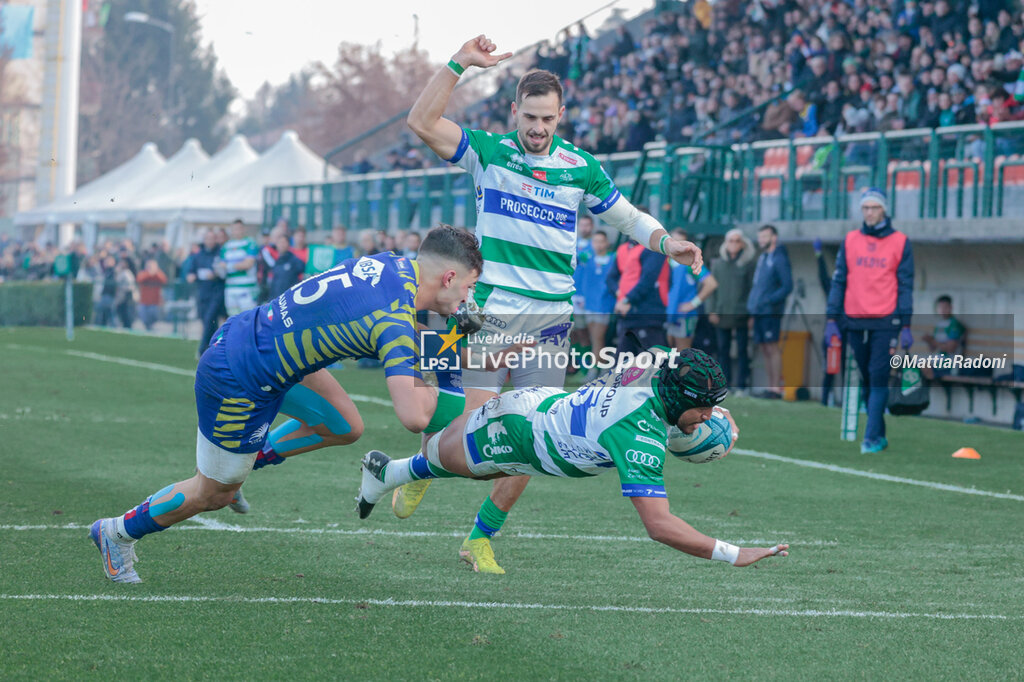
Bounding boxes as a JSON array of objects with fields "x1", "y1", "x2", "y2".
[
  {"x1": 147, "y1": 483, "x2": 185, "y2": 518},
  {"x1": 281, "y1": 384, "x2": 352, "y2": 435},
  {"x1": 267, "y1": 419, "x2": 322, "y2": 456},
  {"x1": 425, "y1": 431, "x2": 445, "y2": 469}
]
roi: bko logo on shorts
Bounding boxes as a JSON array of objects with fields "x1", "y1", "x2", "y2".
[{"x1": 420, "y1": 329, "x2": 462, "y2": 372}]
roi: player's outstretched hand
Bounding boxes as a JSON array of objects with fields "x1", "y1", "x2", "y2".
[
  {"x1": 665, "y1": 239, "x2": 703, "y2": 273},
  {"x1": 734, "y1": 544, "x2": 789, "y2": 567},
  {"x1": 454, "y1": 35, "x2": 514, "y2": 70},
  {"x1": 715, "y1": 406, "x2": 739, "y2": 455}
]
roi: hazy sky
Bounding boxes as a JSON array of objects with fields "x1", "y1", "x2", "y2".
[{"x1": 191, "y1": 0, "x2": 653, "y2": 101}]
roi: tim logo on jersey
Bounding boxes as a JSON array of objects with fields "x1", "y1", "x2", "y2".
[
  {"x1": 420, "y1": 328, "x2": 463, "y2": 371},
  {"x1": 521, "y1": 182, "x2": 555, "y2": 199}
]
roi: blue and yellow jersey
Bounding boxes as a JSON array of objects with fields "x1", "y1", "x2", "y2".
[{"x1": 222, "y1": 252, "x2": 420, "y2": 396}]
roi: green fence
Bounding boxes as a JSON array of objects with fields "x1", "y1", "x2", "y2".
[
  {"x1": 0, "y1": 281, "x2": 93, "y2": 327},
  {"x1": 734, "y1": 120, "x2": 1024, "y2": 223},
  {"x1": 264, "y1": 121, "x2": 1024, "y2": 234}
]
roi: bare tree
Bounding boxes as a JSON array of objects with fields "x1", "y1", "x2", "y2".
[
  {"x1": 77, "y1": 43, "x2": 164, "y2": 183},
  {"x1": 238, "y1": 42, "x2": 482, "y2": 168},
  {"x1": 76, "y1": 0, "x2": 234, "y2": 183}
]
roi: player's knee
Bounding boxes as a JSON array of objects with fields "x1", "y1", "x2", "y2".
[
  {"x1": 346, "y1": 415, "x2": 364, "y2": 441},
  {"x1": 325, "y1": 405, "x2": 362, "y2": 443},
  {"x1": 331, "y1": 425, "x2": 362, "y2": 446},
  {"x1": 317, "y1": 418, "x2": 363, "y2": 446},
  {"x1": 205, "y1": 489, "x2": 238, "y2": 511},
  {"x1": 646, "y1": 528, "x2": 669, "y2": 545},
  {"x1": 187, "y1": 487, "x2": 234, "y2": 512}
]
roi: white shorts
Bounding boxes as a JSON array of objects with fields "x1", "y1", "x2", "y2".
[
  {"x1": 460, "y1": 386, "x2": 556, "y2": 477},
  {"x1": 195, "y1": 429, "x2": 258, "y2": 484},
  {"x1": 462, "y1": 287, "x2": 573, "y2": 394},
  {"x1": 583, "y1": 311, "x2": 611, "y2": 326},
  {"x1": 225, "y1": 287, "x2": 257, "y2": 317}
]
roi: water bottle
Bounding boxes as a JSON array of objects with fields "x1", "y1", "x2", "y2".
[{"x1": 826, "y1": 337, "x2": 841, "y2": 375}]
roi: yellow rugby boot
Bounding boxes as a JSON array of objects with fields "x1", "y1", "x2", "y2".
[
  {"x1": 392, "y1": 479, "x2": 433, "y2": 519},
  {"x1": 459, "y1": 536, "x2": 505, "y2": 574}
]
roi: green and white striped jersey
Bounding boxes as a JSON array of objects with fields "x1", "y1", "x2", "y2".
[
  {"x1": 220, "y1": 237, "x2": 259, "y2": 289},
  {"x1": 449, "y1": 128, "x2": 622, "y2": 302},
  {"x1": 465, "y1": 362, "x2": 671, "y2": 497}
]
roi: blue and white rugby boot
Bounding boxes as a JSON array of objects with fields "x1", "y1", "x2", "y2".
[{"x1": 90, "y1": 518, "x2": 142, "y2": 584}]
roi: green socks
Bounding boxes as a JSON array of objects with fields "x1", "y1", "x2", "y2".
[{"x1": 469, "y1": 495, "x2": 508, "y2": 540}]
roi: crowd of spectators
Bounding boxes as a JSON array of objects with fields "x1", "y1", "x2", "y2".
[
  {"x1": 340, "y1": 2, "x2": 1024, "y2": 174},
  {"x1": 457, "y1": 1, "x2": 1024, "y2": 157},
  {"x1": 0, "y1": 223, "x2": 423, "y2": 336},
  {"x1": 571, "y1": 216, "x2": 783, "y2": 395},
  {"x1": 1, "y1": 233, "x2": 185, "y2": 329}
]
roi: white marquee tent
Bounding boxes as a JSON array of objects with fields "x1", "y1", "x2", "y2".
[
  {"x1": 132, "y1": 134, "x2": 259, "y2": 221},
  {"x1": 14, "y1": 131, "x2": 338, "y2": 247},
  {"x1": 14, "y1": 142, "x2": 167, "y2": 225},
  {"x1": 135, "y1": 130, "x2": 340, "y2": 226}
]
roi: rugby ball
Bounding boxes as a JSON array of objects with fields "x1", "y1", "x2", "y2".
[{"x1": 666, "y1": 407, "x2": 735, "y2": 463}]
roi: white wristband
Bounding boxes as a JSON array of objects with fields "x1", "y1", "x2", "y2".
[
  {"x1": 712, "y1": 539, "x2": 740, "y2": 565},
  {"x1": 689, "y1": 295, "x2": 703, "y2": 307}
]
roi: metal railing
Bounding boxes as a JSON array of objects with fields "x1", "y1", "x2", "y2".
[
  {"x1": 264, "y1": 121, "x2": 1024, "y2": 234},
  {"x1": 734, "y1": 121, "x2": 1024, "y2": 223}
]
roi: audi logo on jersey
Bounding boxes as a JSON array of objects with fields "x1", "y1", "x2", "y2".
[{"x1": 624, "y1": 450, "x2": 662, "y2": 467}]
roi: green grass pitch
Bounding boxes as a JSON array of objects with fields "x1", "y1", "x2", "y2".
[{"x1": 1, "y1": 327, "x2": 1022, "y2": 680}]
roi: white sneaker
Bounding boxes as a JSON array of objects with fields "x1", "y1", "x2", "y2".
[
  {"x1": 89, "y1": 518, "x2": 141, "y2": 583},
  {"x1": 356, "y1": 450, "x2": 391, "y2": 520}
]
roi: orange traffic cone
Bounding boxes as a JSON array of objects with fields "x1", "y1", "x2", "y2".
[{"x1": 952, "y1": 447, "x2": 981, "y2": 460}]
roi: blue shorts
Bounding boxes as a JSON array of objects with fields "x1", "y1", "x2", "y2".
[
  {"x1": 752, "y1": 315, "x2": 782, "y2": 344},
  {"x1": 195, "y1": 321, "x2": 285, "y2": 454}
]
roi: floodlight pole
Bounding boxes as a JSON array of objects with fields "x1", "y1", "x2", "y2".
[{"x1": 124, "y1": 12, "x2": 176, "y2": 107}]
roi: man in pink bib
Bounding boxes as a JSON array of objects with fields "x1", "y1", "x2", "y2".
[{"x1": 825, "y1": 188, "x2": 915, "y2": 454}]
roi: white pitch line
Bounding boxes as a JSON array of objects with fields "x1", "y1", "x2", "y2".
[
  {"x1": 340, "y1": 394, "x2": 392, "y2": 407},
  {"x1": 0, "y1": 593, "x2": 1013, "y2": 620},
  {"x1": 58, "y1": 347, "x2": 393, "y2": 407},
  {"x1": 187, "y1": 516, "x2": 244, "y2": 532},
  {"x1": 12, "y1": 344, "x2": 1019, "y2": 500},
  {"x1": 0, "y1": 523, "x2": 837, "y2": 546},
  {"x1": 65, "y1": 350, "x2": 197, "y2": 377},
  {"x1": 732, "y1": 448, "x2": 1024, "y2": 502}
]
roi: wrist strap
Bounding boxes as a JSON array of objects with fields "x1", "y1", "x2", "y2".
[
  {"x1": 689, "y1": 295, "x2": 703, "y2": 307},
  {"x1": 658, "y1": 234, "x2": 669, "y2": 255},
  {"x1": 711, "y1": 539, "x2": 740, "y2": 565},
  {"x1": 447, "y1": 59, "x2": 466, "y2": 77}
]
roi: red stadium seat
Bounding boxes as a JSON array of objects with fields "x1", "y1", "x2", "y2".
[
  {"x1": 888, "y1": 161, "x2": 924, "y2": 190},
  {"x1": 795, "y1": 146, "x2": 814, "y2": 167},
  {"x1": 754, "y1": 147, "x2": 789, "y2": 197},
  {"x1": 997, "y1": 155, "x2": 1024, "y2": 185},
  {"x1": 763, "y1": 147, "x2": 789, "y2": 167},
  {"x1": 756, "y1": 173, "x2": 782, "y2": 196}
]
